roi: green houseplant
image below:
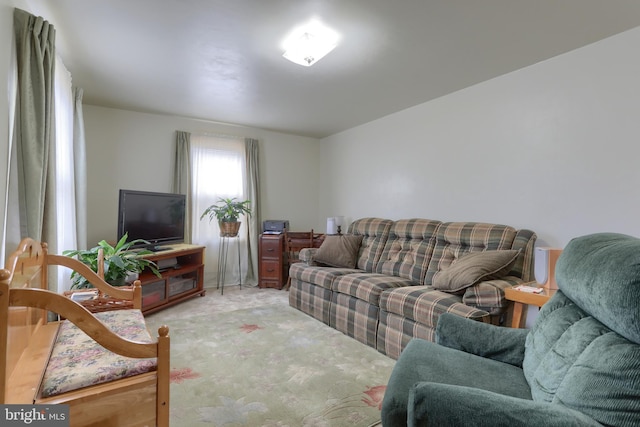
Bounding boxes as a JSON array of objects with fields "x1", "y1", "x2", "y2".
[
  {"x1": 200, "y1": 197, "x2": 252, "y2": 237},
  {"x1": 63, "y1": 234, "x2": 161, "y2": 289}
]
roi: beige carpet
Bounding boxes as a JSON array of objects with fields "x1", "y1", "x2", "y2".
[{"x1": 145, "y1": 285, "x2": 395, "y2": 426}]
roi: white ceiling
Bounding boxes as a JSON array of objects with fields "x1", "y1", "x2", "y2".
[{"x1": 33, "y1": 0, "x2": 640, "y2": 138}]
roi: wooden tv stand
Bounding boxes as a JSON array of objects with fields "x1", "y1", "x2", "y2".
[{"x1": 139, "y1": 243, "x2": 206, "y2": 314}]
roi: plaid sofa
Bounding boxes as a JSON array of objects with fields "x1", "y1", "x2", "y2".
[{"x1": 289, "y1": 218, "x2": 537, "y2": 359}]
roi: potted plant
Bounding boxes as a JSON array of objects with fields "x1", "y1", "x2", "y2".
[
  {"x1": 200, "y1": 197, "x2": 252, "y2": 237},
  {"x1": 63, "y1": 234, "x2": 161, "y2": 289}
]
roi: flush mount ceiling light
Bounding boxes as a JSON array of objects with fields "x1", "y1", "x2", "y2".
[{"x1": 282, "y1": 20, "x2": 340, "y2": 67}]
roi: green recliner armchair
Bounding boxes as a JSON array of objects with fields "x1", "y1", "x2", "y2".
[{"x1": 381, "y1": 232, "x2": 640, "y2": 426}]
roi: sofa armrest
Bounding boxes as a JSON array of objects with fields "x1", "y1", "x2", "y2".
[
  {"x1": 298, "y1": 248, "x2": 318, "y2": 265},
  {"x1": 462, "y1": 276, "x2": 524, "y2": 315},
  {"x1": 436, "y1": 313, "x2": 528, "y2": 367},
  {"x1": 408, "y1": 382, "x2": 603, "y2": 427}
]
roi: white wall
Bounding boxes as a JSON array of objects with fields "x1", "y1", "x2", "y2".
[
  {"x1": 5, "y1": 3, "x2": 639, "y2": 250},
  {"x1": 2, "y1": 3, "x2": 637, "y2": 326},
  {"x1": 0, "y1": 1, "x2": 14, "y2": 256},
  {"x1": 320, "y1": 25, "x2": 640, "y2": 249},
  {"x1": 83, "y1": 106, "x2": 321, "y2": 245}
]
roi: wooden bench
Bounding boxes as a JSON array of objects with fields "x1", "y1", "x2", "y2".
[{"x1": 0, "y1": 238, "x2": 170, "y2": 427}]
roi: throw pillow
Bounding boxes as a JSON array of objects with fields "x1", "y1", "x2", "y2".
[
  {"x1": 314, "y1": 235, "x2": 364, "y2": 268},
  {"x1": 432, "y1": 249, "x2": 520, "y2": 293}
]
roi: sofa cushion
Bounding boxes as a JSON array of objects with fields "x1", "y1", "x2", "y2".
[
  {"x1": 405, "y1": 382, "x2": 600, "y2": 427},
  {"x1": 289, "y1": 278, "x2": 333, "y2": 325},
  {"x1": 381, "y1": 338, "x2": 532, "y2": 427},
  {"x1": 431, "y1": 250, "x2": 520, "y2": 293},
  {"x1": 289, "y1": 262, "x2": 358, "y2": 290},
  {"x1": 333, "y1": 273, "x2": 414, "y2": 305},
  {"x1": 314, "y1": 234, "x2": 364, "y2": 268},
  {"x1": 375, "y1": 218, "x2": 442, "y2": 284},
  {"x1": 377, "y1": 310, "x2": 439, "y2": 358},
  {"x1": 380, "y1": 286, "x2": 489, "y2": 329},
  {"x1": 347, "y1": 218, "x2": 394, "y2": 272},
  {"x1": 425, "y1": 222, "x2": 518, "y2": 285}
]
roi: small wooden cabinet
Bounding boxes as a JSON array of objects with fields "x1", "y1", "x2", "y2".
[
  {"x1": 139, "y1": 244, "x2": 206, "y2": 314},
  {"x1": 259, "y1": 234, "x2": 287, "y2": 289}
]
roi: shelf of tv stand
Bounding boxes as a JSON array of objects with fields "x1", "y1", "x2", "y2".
[{"x1": 137, "y1": 243, "x2": 206, "y2": 315}]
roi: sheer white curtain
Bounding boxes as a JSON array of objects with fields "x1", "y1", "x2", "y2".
[
  {"x1": 190, "y1": 134, "x2": 248, "y2": 287},
  {"x1": 51, "y1": 55, "x2": 77, "y2": 292}
]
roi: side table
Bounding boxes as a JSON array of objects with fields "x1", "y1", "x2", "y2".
[{"x1": 504, "y1": 282, "x2": 556, "y2": 328}]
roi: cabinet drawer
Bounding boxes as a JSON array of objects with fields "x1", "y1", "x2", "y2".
[
  {"x1": 169, "y1": 275, "x2": 196, "y2": 297},
  {"x1": 142, "y1": 280, "x2": 166, "y2": 308},
  {"x1": 260, "y1": 260, "x2": 281, "y2": 279},
  {"x1": 259, "y1": 280, "x2": 282, "y2": 289},
  {"x1": 260, "y1": 238, "x2": 281, "y2": 258}
]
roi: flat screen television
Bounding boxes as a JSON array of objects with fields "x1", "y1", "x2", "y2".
[{"x1": 117, "y1": 189, "x2": 186, "y2": 251}]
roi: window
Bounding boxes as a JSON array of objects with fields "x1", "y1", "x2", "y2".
[
  {"x1": 190, "y1": 134, "x2": 248, "y2": 286},
  {"x1": 53, "y1": 56, "x2": 78, "y2": 292}
]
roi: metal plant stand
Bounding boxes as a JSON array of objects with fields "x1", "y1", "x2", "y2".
[{"x1": 217, "y1": 235, "x2": 242, "y2": 295}]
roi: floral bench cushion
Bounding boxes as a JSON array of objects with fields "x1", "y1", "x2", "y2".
[{"x1": 40, "y1": 309, "x2": 156, "y2": 398}]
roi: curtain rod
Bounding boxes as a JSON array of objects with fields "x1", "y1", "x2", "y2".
[{"x1": 187, "y1": 130, "x2": 245, "y2": 140}]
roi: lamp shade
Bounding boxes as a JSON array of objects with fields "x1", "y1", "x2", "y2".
[{"x1": 326, "y1": 217, "x2": 336, "y2": 235}]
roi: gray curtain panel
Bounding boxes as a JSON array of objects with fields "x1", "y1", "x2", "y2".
[
  {"x1": 173, "y1": 130, "x2": 192, "y2": 242},
  {"x1": 245, "y1": 138, "x2": 260, "y2": 282},
  {"x1": 13, "y1": 8, "x2": 56, "y2": 241}
]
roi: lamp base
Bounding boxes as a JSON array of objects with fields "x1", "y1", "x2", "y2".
[{"x1": 541, "y1": 248, "x2": 562, "y2": 290}]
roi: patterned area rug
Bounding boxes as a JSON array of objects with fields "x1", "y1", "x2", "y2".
[{"x1": 145, "y1": 286, "x2": 395, "y2": 426}]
